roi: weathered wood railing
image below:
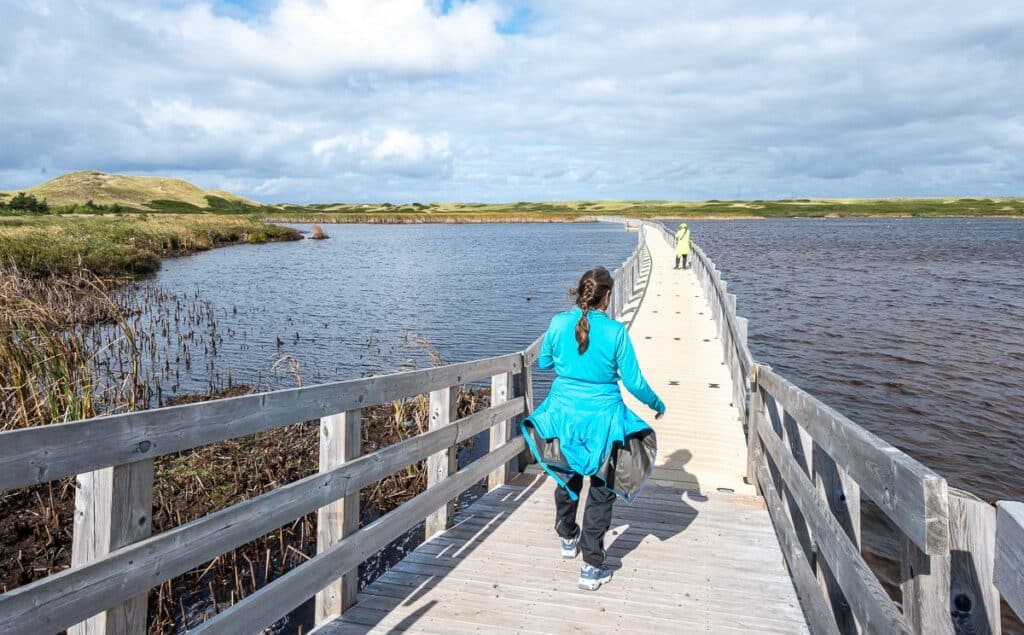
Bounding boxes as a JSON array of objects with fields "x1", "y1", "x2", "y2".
[
  {"x1": 996, "y1": 503, "x2": 1024, "y2": 623},
  {"x1": 0, "y1": 353, "x2": 528, "y2": 635},
  {"x1": 644, "y1": 219, "x2": 1019, "y2": 634}
]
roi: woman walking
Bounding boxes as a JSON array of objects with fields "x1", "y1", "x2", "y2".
[{"x1": 522, "y1": 266, "x2": 665, "y2": 591}]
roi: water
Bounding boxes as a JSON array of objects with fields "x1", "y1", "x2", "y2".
[
  {"x1": 139, "y1": 218, "x2": 1023, "y2": 502},
  {"x1": 137, "y1": 222, "x2": 638, "y2": 394},
  {"x1": 684, "y1": 217, "x2": 1024, "y2": 502}
]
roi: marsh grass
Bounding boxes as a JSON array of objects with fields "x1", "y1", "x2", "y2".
[
  {"x1": 0, "y1": 271, "x2": 484, "y2": 630},
  {"x1": 0, "y1": 214, "x2": 301, "y2": 277}
]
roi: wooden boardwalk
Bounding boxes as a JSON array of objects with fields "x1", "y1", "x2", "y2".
[
  {"x1": 8, "y1": 219, "x2": 1022, "y2": 635},
  {"x1": 321, "y1": 227, "x2": 807, "y2": 633}
]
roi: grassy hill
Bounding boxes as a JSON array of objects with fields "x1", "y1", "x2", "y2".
[{"x1": 0, "y1": 171, "x2": 264, "y2": 213}]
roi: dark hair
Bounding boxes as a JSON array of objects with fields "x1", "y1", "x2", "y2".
[{"x1": 569, "y1": 266, "x2": 614, "y2": 354}]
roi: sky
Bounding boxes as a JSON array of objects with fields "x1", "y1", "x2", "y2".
[{"x1": 1, "y1": 0, "x2": 1022, "y2": 203}]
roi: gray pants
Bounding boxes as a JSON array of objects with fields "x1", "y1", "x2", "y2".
[{"x1": 554, "y1": 473, "x2": 616, "y2": 567}]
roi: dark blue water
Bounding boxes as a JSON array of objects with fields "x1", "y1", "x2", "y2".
[
  {"x1": 137, "y1": 218, "x2": 1024, "y2": 502},
  {"x1": 685, "y1": 217, "x2": 1024, "y2": 502}
]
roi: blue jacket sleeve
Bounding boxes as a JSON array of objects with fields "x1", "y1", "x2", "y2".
[
  {"x1": 615, "y1": 327, "x2": 665, "y2": 413},
  {"x1": 537, "y1": 324, "x2": 555, "y2": 371}
]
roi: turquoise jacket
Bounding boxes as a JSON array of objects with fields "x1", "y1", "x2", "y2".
[{"x1": 523, "y1": 307, "x2": 663, "y2": 501}]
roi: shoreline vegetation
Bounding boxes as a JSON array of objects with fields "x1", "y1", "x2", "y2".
[
  {"x1": 0, "y1": 214, "x2": 301, "y2": 277},
  {"x1": 0, "y1": 265, "x2": 484, "y2": 630},
  {"x1": 266, "y1": 196, "x2": 1024, "y2": 223},
  {"x1": 2, "y1": 171, "x2": 1020, "y2": 278}
]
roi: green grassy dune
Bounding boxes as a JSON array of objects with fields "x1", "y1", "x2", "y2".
[{"x1": 0, "y1": 171, "x2": 274, "y2": 214}]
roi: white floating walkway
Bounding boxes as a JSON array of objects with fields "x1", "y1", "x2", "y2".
[{"x1": 321, "y1": 227, "x2": 808, "y2": 634}]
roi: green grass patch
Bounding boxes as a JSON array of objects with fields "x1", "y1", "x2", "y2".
[{"x1": 0, "y1": 215, "x2": 301, "y2": 277}]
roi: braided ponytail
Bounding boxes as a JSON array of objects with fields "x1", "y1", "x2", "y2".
[{"x1": 570, "y1": 266, "x2": 614, "y2": 354}]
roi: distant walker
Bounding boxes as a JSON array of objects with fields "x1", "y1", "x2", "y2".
[{"x1": 674, "y1": 222, "x2": 691, "y2": 269}]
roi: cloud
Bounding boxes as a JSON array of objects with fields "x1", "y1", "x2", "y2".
[
  {"x1": 1, "y1": 0, "x2": 1022, "y2": 202},
  {"x1": 145, "y1": 0, "x2": 506, "y2": 81}
]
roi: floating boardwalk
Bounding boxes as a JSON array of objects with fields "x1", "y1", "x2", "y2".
[
  {"x1": 1, "y1": 220, "x2": 1023, "y2": 635},
  {"x1": 322, "y1": 226, "x2": 804, "y2": 633}
]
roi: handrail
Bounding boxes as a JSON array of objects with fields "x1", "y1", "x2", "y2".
[
  {"x1": 627, "y1": 218, "x2": 1012, "y2": 634},
  {"x1": 756, "y1": 365, "x2": 949, "y2": 555},
  {"x1": 0, "y1": 352, "x2": 521, "y2": 493},
  {"x1": 996, "y1": 502, "x2": 1024, "y2": 620},
  {"x1": 0, "y1": 399, "x2": 526, "y2": 634}
]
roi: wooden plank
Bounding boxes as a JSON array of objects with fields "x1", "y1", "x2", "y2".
[
  {"x1": 0, "y1": 353, "x2": 521, "y2": 493},
  {"x1": 758, "y1": 422, "x2": 911, "y2": 633},
  {"x1": 900, "y1": 530, "x2": 953, "y2": 634},
  {"x1": 0, "y1": 398, "x2": 524, "y2": 635},
  {"x1": 758, "y1": 366, "x2": 948, "y2": 555},
  {"x1": 755, "y1": 459, "x2": 841, "y2": 635},
  {"x1": 487, "y1": 372, "x2": 514, "y2": 490},
  {"x1": 995, "y1": 501, "x2": 1024, "y2": 621},
  {"x1": 746, "y1": 365, "x2": 765, "y2": 487},
  {"x1": 813, "y1": 442, "x2": 862, "y2": 634},
  {"x1": 426, "y1": 386, "x2": 458, "y2": 538},
  {"x1": 315, "y1": 409, "x2": 362, "y2": 624},
  {"x1": 69, "y1": 460, "x2": 153, "y2": 635},
  {"x1": 947, "y1": 489, "x2": 1000, "y2": 635},
  {"x1": 194, "y1": 438, "x2": 527, "y2": 635},
  {"x1": 523, "y1": 335, "x2": 543, "y2": 367}
]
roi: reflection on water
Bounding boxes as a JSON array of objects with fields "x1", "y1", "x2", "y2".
[{"x1": 688, "y1": 217, "x2": 1024, "y2": 502}]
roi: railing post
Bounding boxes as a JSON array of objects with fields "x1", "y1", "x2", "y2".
[
  {"x1": 426, "y1": 386, "x2": 458, "y2": 538},
  {"x1": 70, "y1": 459, "x2": 154, "y2": 635},
  {"x1": 813, "y1": 443, "x2": 862, "y2": 634},
  {"x1": 946, "y1": 489, "x2": 1000, "y2": 635},
  {"x1": 488, "y1": 371, "x2": 515, "y2": 490},
  {"x1": 315, "y1": 409, "x2": 361, "y2": 623},
  {"x1": 746, "y1": 365, "x2": 763, "y2": 488},
  {"x1": 900, "y1": 530, "x2": 953, "y2": 634}
]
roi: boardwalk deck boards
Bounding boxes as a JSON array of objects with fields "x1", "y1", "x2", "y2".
[
  {"x1": 322, "y1": 227, "x2": 808, "y2": 634},
  {"x1": 321, "y1": 477, "x2": 809, "y2": 634}
]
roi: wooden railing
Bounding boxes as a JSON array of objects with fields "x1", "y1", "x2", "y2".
[
  {"x1": 0, "y1": 353, "x2": 527, "y2": 635},
  {"x1": 996, "y1": 502, "x2": 1024, "y2": 624},
  {"x1": 0, "y1": 219, "x2": 652, "y2": 635},
  {"x1": 650, "y1": 219, "x2": 1022, "y2": 634}
]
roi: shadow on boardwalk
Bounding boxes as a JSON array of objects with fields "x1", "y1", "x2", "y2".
[{"x1": 606, "y1": 449, "x2": 704, "y2": 569}]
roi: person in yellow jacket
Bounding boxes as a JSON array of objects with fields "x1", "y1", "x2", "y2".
[{"x1": 674, "y1": 223, "x2": 691, "y2": 269}]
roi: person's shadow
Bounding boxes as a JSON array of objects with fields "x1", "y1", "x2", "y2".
[{"x1": 604, "y1": 449, "x2": 705, "y2": 568}]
